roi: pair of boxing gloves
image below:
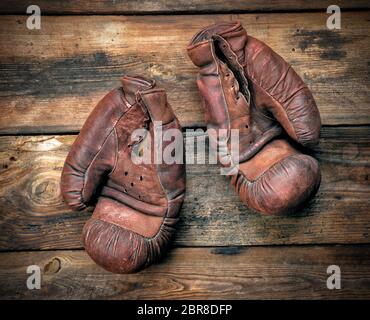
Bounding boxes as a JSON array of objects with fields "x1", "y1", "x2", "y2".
[{"x1": 61, "y1": 22, "x2": 321, "y2": 274}]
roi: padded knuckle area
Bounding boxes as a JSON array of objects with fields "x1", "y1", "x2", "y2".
[
  {"x1": 83, "y1": 219, "x2": 148, "y2": 274},
  {"x1": 233, "y1": 153, "x2": 320, "y2": 215},
  {"x1": 251, "y1": 154, "x2": 320, "y2": 214},
  {"x1": 237, "y1": 139, "x2": 298, "y2": 181},
  {"x1": 83, "y1": 217, "x2": 176, "y2": 274}
]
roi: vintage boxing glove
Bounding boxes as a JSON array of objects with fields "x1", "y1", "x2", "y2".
[
  {"x1": 187, "y1": 21, "x2": 321, "y2": 215},
  {"x1": 61, "y1": 75, "x2": 186, "y2": 273}
]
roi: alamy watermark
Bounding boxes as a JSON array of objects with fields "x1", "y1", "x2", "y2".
[
  {"x1": 130, "y1": 123, "x2": 240, "y2": 175},
  {"x1": 327, "y1": 5, "x2": 341, "y2": 30},
  {"x1": 26, "y1": 5, "x2": 41, "y2": 30},
  {"x1": 26, "y1": 265, "x2": 41, "y2": 290},
  {"x1": 327, "y1": 265, "x2": 341, "y2": 290}
]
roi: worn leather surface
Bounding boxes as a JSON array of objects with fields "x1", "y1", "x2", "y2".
[
  {"x1": 188, "y1": 21, "x2": 321, "y2": 215},
  {"x1": 61, "y1": 75, "x2": 186, "y2": 273}
]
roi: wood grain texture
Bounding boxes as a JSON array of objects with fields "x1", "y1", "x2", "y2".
[
  {"x1": 0, "y1": 0, "x2": 368, "y2": 14},
  {"x1": 0, "y1": 246, "x2": 370, "y2": 299},
  {"x1": 0, "y1": 127, "x2": 369, "y2": 250},
  {"x1": 0, "y1": 12, "x2": 369, "y2": 134}
]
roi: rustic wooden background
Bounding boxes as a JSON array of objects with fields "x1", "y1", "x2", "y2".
[{"x1": 0, "y1": 0, "x2": 369, "y2": 299}]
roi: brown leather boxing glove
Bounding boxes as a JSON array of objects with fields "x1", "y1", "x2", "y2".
[
  {"x1": 61, "y1": 75, "x2": 186, "y2": 273},
  {"x1": 187, "y1": 21, "x2": 321, "y2": 215}
]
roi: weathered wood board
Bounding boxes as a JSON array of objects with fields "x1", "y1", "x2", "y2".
[
  {"x1": 0, "y1": 127, "x2": 369, "y2": 250},
  {"x1": 1, "y1": 246, "x2": 369, "y2": 299},
  {"x1": 0, "y1": 1, "x2": 369, "y2": 300},
  {"x1": 0, "y1": 0, "x2": 368, "y2": 14},
  {"x1": 0, "y1": 12, "x2": 369, "y2": 134}
]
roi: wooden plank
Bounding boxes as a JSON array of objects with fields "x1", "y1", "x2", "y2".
[
  {"x1": 0, "y1": 12, "x2": 369, "y2": 134},
  {"x1": 0, "y1": 127, "x2": 369, "y2": 250},
  {"x1": 0, "y1": 0, "x2": 368, "y2": 14},
  {"x1": 0, "y1": 246, "x2": 370, "y2": 299}
]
